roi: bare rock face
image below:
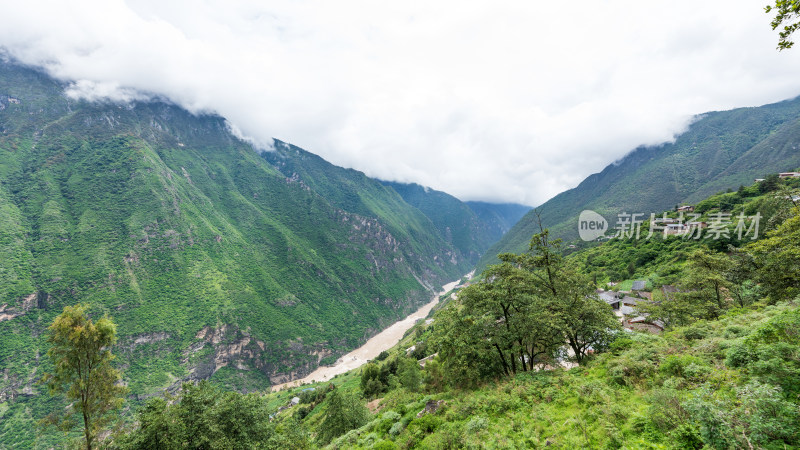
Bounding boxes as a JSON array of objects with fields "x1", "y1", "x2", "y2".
[
  {"x1": 183, "y1": 324, "x2": 334, "y2": 387},
  {"x1": 119, "y1": 332, "x2": 171, "y2": 352},
  {"x1": 0, "y1": 292, "x2": 48, "y2": 323},
  {"x1": 417, "y1": 400, "x2": 445, "y2": 418},
  {"x1": 0, "y1": 363, "x2": 38, "y2": 403}
]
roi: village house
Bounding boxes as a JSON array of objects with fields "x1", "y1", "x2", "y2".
[
  {"x1": 598, "y1": 290, "x2": 621, "y2": 309},
  {"x1": 676, "y1": 205, "x2": 694, "y2": 212},
  {"x1": 779, "y1": 172, "x2": 800, "y2": 179},
  {"x1": 597, "y1": 291, "x2": 638, "y2": 319}
]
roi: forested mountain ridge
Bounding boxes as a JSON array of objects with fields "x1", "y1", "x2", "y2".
[
  {"x1": 0, "y1": 59, "x2": 501, "y2": 443},
  {"x1": 464, "y1": 200, "x2": 532, "y2": 242},
  {"x1": 481, "y1": 96, "x2": 800, "y2": 269},
  {"x1": 376, "y1": 181, "x2": 530, "y2": 265}
]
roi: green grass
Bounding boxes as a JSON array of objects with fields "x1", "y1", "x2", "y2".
[{"x1": 266, "y1": 301, "x2": 800, "y2": 449}]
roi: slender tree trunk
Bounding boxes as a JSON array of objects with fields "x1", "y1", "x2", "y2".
[
  {"x1": 83, "y1": 409, "x2": 91, "y2": 450},
  {"x1": 509, "y1": 346, "x2": 517, "y2": 374},
  {"x1": 517, "y1": 339, "x2": 529, "y2": 371},
  {"x1": 569, "y1": 336, "x2": 583, "y2": 365},
  {"x1": 493, "y1": 343, "x2": 510, "y2": 376}
]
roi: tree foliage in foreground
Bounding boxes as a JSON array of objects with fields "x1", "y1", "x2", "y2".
[
  {"x1": 114, "y1": 380, "x2": 309, "y2": 449},
  {"x1": 767, "y1": 0, "x2": 800, "y2": 49},
  {"x1": 41, "y1": 304, "x2": 126, "y2": 450}
]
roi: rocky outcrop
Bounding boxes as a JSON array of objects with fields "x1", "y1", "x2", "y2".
[
  {"x1": 417, "y1": 400, "x2": 445, "y2": 418},
  {"x1": 182, "y1": 324, "x2": 337, "y2": 388},
  {"x1": 0, "y1": 292, "x2": 47, "y2": 322},
  {"x1": 0, "y1": 361, "x2": 38, "y2": 403},
  {"x1": 119, "y1": 332, "x2": 171, "y2": 351}
]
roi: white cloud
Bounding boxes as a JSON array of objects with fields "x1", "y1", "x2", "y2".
[{"x1": 1, "y1": 0, "x2": 799, "y2": 206}]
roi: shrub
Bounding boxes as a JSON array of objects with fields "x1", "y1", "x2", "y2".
[
  {"x1": 724, "y1": 342, "x2": 753, "y2": 368},
  {"x1": 411, "y1": 414, "x2": 442, "y2": 434},
  {"x1": 608, "y1": 337, "x2": 634, "y2": 354},
  {"x1": 464, "y1": 416, "x2": 489, "y2": 434},
  {"x1": 372, "y1": 440, "x2": 398, "y2": 450},
  {"x1": 682, "y1": 388, "x2": 737, "y2": 449},
  {"x1": 682, "y1": 323, "x2": 711, "y2": 341},
  {"x1": 388, "y1": 421, "x2": 405, "y2": 437},
  {"x1": 737, "y1": 381, "x2": 800, "y2": 446},
  {"x1": 646, "y1": 388, "x2": 689, "y2": 432},
  {"x1": 607, "y1": 356, "x2": 656, "y2": 386},
  {"x1": 723, "y1": 325, "x2": 746, "y2": 339},
  {"x1": 329, "y1": 428, "x2": 361, "y2": 449},
  {"x1": 660, "y1": 355, "x2": 708, "y2": 381},
  {"x1": 670, "y1": 423, "x2": 704, "y2": 450},
  {"x1": 381, "y1": 411, "x2": 401, "y2": 422},
  {"x1": 376, "y1": 411, "x2": 401, "y2": 433}
]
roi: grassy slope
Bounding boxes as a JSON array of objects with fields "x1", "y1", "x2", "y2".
[
  {"x1": 265, "y1": 277, "x2": 800, "y2": 448},
  {"x1": 305, "y1": 301, "x2": 800, "y2": 449}
]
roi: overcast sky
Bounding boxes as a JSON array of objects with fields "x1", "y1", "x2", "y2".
[{"x1": 2, "y1": 1, "x2": 800, "y2": 206}]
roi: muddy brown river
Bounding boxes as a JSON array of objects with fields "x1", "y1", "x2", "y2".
[{"x1": 270, "y1": 275, "x2": 466, "y2": 391}]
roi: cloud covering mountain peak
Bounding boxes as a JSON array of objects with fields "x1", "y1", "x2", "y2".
[{"x1": 2, "y1": 0, "x2": 800, "y2": 205}]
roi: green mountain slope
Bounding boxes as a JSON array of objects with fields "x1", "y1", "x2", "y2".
[
  {"x1": 261, "y1": 143, "x2": 465, "y2": 288},
  {"x1": 0, "y1": 59, "x2": 474, "y2": 420},
  {"x1": 464, "y1": 201, "x2": 532, "y2": 243},
  {"x1": 377, "y1": 181, "x2": 506, "y2": 264},
  {"x1": 481, "y1": 96, "x2": 800, "y2": 269}
]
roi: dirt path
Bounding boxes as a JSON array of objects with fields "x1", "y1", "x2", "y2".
[{"x1": 270, "y1": 275, "x2": 466, "y2": 391}]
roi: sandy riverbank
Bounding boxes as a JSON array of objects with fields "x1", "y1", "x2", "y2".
[{"x1": 270, "y1": 274, "x2": 468, "y2": 391}]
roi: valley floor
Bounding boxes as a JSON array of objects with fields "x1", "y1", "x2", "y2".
[{"x1": 271, "y1": 275, "x2": 469, "y2": 391}]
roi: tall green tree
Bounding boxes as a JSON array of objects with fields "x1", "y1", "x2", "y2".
[
  {"x1": 317, "y1": 387, "x2": 369, "y2": 445},
  {"x1": 748, "y1": 212, "x2": 800, "y2": 301},
  {"x1": 397, "y1": 357, "x2": 422, "y2": 392},
  {"x1": 360, "y1": 363, "x2": 386, "y2": 398},
  {"x1": 41, "y1": 304, "x2": 126, "y2": 450},
  {"x1": 429, "y1": 301, "x2": 504, "y2": 387},
  {"x1": 678, "y1": 249, "x2": 732, "y2": 319},
  {"x1": 459, "y1": 260, "x2": 563, "y2": 375},
  {"x1": 116, "y1": 380, "x2": 304, "y2": 449},
  {"x1": 433, "y1": 224, "x2": 621, "y2": 383},
  {"x1": 639, "y1": 248, "x2": 748, "y2": 326},
  {"x1": 513, "y1": 229, "x2": 620, "y2": 365}
]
